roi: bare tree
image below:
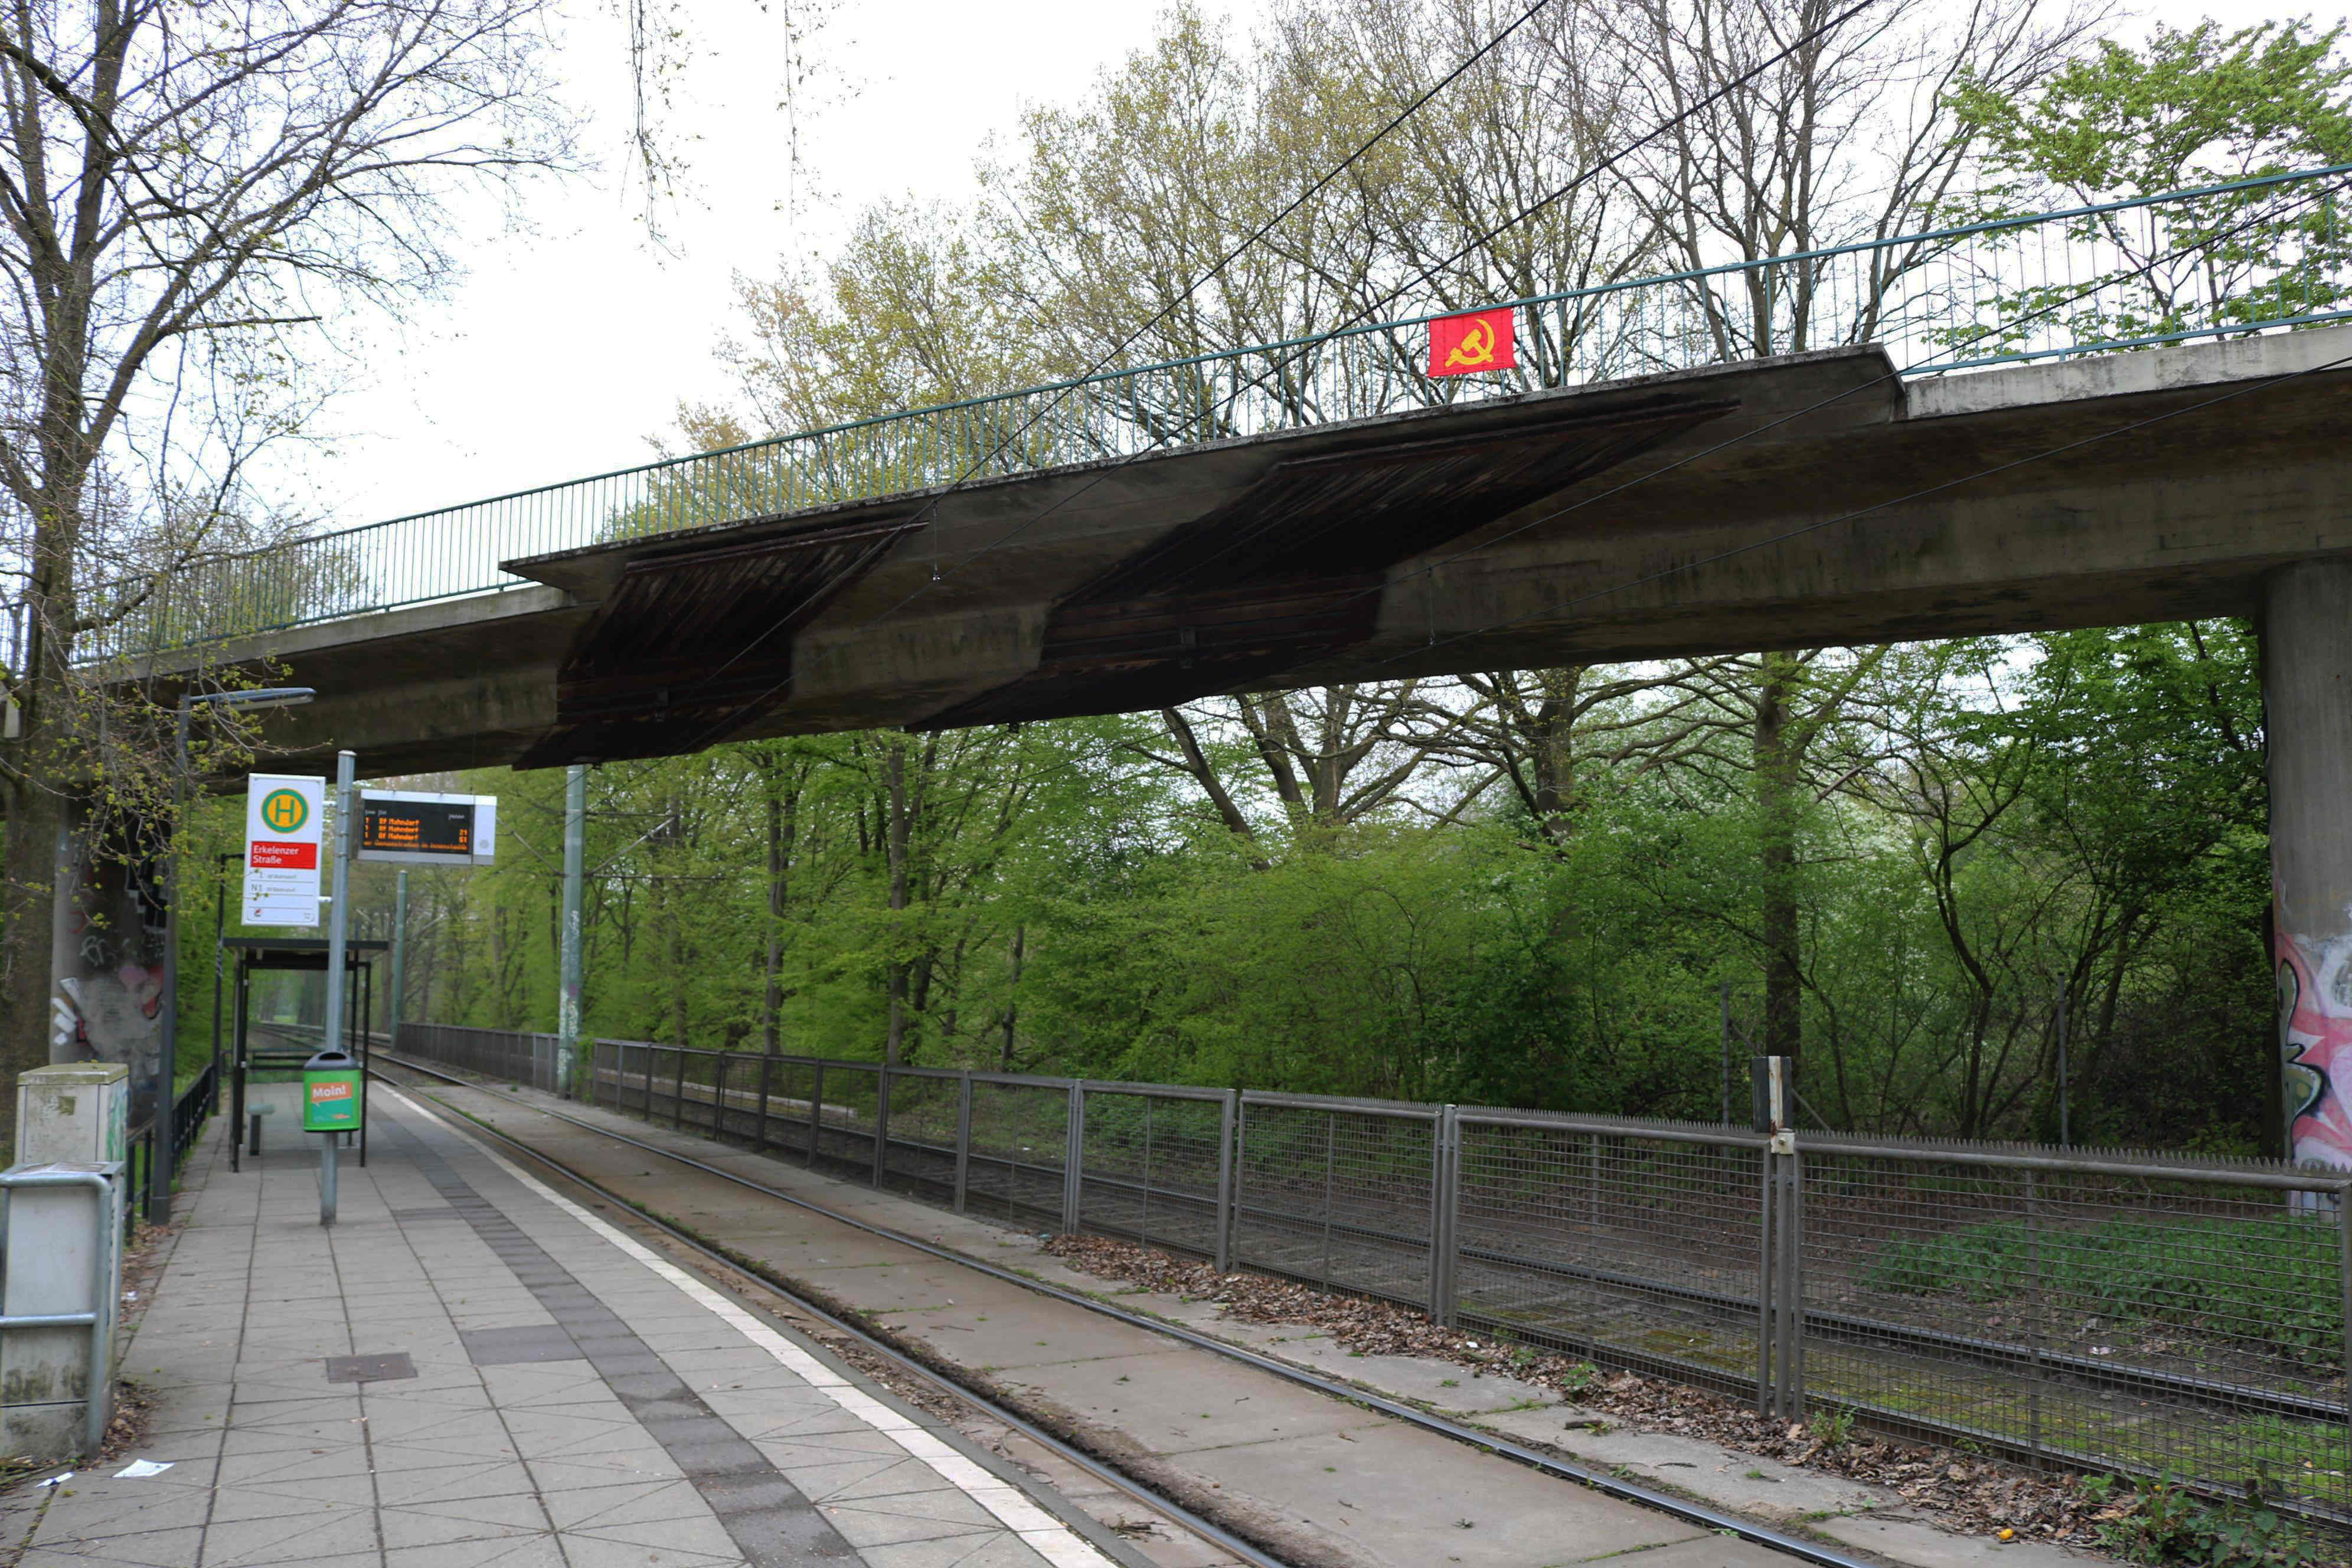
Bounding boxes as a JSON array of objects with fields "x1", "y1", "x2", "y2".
[
  {"x1": 0, "y1": 0, "x2": 573, "y2": 1119},
  {"x1": 1433, "y1": 663, "x2": 1738, "y2": 842},
  {"x1": 1602, "y1": 0, "x2": 2101, "y2": 356}
]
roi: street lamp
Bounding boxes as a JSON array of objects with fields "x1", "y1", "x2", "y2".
[{"x1": 155, "y1": 686, "x2": 315, "y2": 1222}]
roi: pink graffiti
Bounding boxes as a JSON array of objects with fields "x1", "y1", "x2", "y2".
[
  {"x1": 116, "y1": 961, "x2": 163, "y2": 1023},
  {"x1": 2280, "y1": 907, "x2": 2352, "y2": 1170}
]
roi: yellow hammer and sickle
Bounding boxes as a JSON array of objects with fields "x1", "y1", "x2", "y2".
[{"x1": 1444, "y1": 319, "x2": 1497, "y2": 370}]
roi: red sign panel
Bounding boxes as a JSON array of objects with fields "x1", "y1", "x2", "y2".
[
  {"x1": 1428, "y1": 306, "x2": 1518, "y2": 377},
  {"x1": 248, "y1": 842, "x2": 319, "y2": 870}
]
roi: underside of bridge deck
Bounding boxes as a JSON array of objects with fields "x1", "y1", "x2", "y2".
[{"x1": 157, "y1": 324, "x2": 2352, "y2": 781}]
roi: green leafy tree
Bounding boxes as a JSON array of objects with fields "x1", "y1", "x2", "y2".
[{"x1": 1947, "y1": 19, "x2": 2352, "y2": 355}]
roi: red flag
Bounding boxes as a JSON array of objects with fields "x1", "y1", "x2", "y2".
[{"x1": 1428, "y1": 306, "x2": 1518, "y2": 377}]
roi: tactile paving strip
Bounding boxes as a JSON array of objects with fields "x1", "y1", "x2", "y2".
[{"x1": 372, "y1": 1118, "x2": 858, "y2": 1563}]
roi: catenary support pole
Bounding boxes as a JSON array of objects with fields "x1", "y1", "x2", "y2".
[
  {"x1": 558, "y1": 764, "x2": 586, "y2": 1098},
  {"x1": 387, "y1": 870, "x2": 408, "y2": 1051},
  {"x1": 2265, "y1": 561, "x2": 2352, "y2": 1178}
]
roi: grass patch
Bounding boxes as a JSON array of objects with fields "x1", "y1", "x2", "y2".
[{"x1": 1862, "y1": 1215, "x2": 2343, "y2": 1364}]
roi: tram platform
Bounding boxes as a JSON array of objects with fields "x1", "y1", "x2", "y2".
[{"x1": 0, "y1": 1086, "x2": 1164, "y2": 1568}]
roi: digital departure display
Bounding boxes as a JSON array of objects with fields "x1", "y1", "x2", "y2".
[{"x1": 358, "y1": 796, "x2": 485, "y2": 861}]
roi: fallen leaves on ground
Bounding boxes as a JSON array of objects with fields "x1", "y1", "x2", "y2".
[{"x1": 1044, "y1": 1233, "x2": 2112, "y2": 1549}]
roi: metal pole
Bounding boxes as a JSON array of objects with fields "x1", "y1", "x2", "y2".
[
  {"x1": 387, "y1": 870, "x2": 408, "y2": 1051},
  {"x1": 1216, "y1": 1091, "x2": 1239, "y2": 1274},
  {"x1": 2340, "y1": 1190, "x2": 2351, "y2": 1471},
  {"x1": 1430, "y1": 1106, "x2": 1459, "y2": 1325},
  {"x1": 321, "y1": 1135, "x2": 338, "y2": 1227},
  {"x1": 557, "y1": 764, "x2": 586, "y2": 1098},
  {"x1": 754, "y1": 1051, "x2": 773, "y2": 1152},
  {"x1": 872, "y1": 1064, "x2": 891, "y2": 1187},
  {"x1": 809, "y1": 1062, "x2": 825, "y2": 1166},
  {"x1": 1757, "y1": 1144, "x2": 1775, "y2": 1418},
  {"x1": 953, "y1": 1074, "x2": 973, "y2": 1214},
  {"x1": 211, "y1": 852, "x2": 230, "y2": 1119},
  {"x1": 320, "y1": 749, "x2": 355, "y2": 1229},
  {"x1": 1061, "y1": 1083, "x2": 1084, "y2": 1233},
  {"x1": 1778, "y1": 1147, "x2": 1796, "y2": 1420},
  {"x1": 2025, "y1": 1168, "x2": 2044, "y2": 1465}
]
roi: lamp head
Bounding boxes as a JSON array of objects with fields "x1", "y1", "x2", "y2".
[{"x1": 191, "y1": 686, "x2": 315, "y2": 711}]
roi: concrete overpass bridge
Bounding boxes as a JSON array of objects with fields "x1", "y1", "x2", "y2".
[{"x1": 14, "y1": 167, "x2": 2352, "y2": 1162}]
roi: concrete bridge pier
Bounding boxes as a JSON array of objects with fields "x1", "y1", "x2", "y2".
[{"x1": 2266, "y1": 560, "x2": 2352, "y2": 1170}]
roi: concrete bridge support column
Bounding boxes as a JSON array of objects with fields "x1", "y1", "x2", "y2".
[{"x1": 2266, "y1": 560, "x2": 2352, "y2": 1171}]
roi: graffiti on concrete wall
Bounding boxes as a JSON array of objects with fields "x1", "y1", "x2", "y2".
[
  {"x1": 2279, "y1": 901, "x2": 2352, "y2": 1170},
  {"x1": 49, "y1": 833, "x2": 165, "y2": 1125}
]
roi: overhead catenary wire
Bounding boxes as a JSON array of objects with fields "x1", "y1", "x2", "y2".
[
  {"x1": 684, "y1": 0, "x2": 1566, "y2": 699},
  {"x1": 669, "y1": 0, "x2": 1893, "y2": 756}
]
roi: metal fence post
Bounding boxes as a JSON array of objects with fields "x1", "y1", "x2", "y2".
[
  {"x1": 808, "y1": 1062, "x2": 825, "y2": 1166},
  {"x1": 953, "y1": 1074, "x2": 973, "y2": 1214},
  {"x1": 1215, "y1": 1089, "x2": 1238, "y2": 1274},
  {"x1": 1430, "y1": 1106, "x2": 1459, "y2": 1325},
  {"x1": 2025, "y1": 1167, "x2": 2044, "y2": 1466},
  {"x1": 2340, "y1": 1182, "x2": 2352, "y2": 1466},
  {"x1": 712, "y1": 1054, "x2": 730, "y2": 1140},
  {"x1": 872, "y1": 1064, "x2": 892, "y2": 1188},
  {"x1": 642, "y1": 1043, "x2": 656, "y2": 1118},
  {"x1": 672, "y1": 1048, "x2": 688, "y2": 1129},
  {"x1": 753, "y1": 1053, "x2": 773, "y2": 1154},
  {"x1": 1784, "y1": 1146, "x2": 1805, "y2": 1420},
  {"x1": 1756, "y1": 1143, "x2": 1775, "y2": 1419},
  {"x1": 1061, "y1": 1083, "x2": 1084, "y2": 1234}
]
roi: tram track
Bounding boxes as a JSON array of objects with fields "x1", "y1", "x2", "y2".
[
  {"x1": 372, "y1": 1050, "x2": 1896, "y2": 1568},
  {"x1": 600, "y1": 1061, "x2": 2345, "y2": 1429},
  {"x1": 365, "y1": 1057, "x2": 1286, "y2": 1568}
]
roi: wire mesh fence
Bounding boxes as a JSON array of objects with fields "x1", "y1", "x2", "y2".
[
  {"x1": 27, "y1": 165, "x2": 2351, "y2": 674},
  {"x1": 394, "y1": 1026, "x2": 2352, "y2": 1524},
  {"x1": 399, "y1": 1021, "x2": 558, "y2": 1092}
]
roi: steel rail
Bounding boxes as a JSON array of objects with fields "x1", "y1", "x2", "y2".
[
  {"x1": 722, "y1": 1105, "x2": 2350, "y2": 1430},
  {"x1": 366, "y1": 1061, "x2": 1287, "y2": 1568},
  {"x1": 576, "y1": 1059, "x2": 2352, "y2": 1426},
  {"x1": 498, "y1": 1056, "x2": 2352, "y2": 1527},
  {"x1": 374, "y1": 1051, "x2": 1905, "y2": 1568}
]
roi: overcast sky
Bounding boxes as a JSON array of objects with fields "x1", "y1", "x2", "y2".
[
  {"x1": 295, "y1": 0, "x2": 2312, "y2": 537},
  {"x1": 295, "y1": 0, "x2": 1226, "y2": 532}
]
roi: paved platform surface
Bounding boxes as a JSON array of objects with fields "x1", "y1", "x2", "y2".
[
  {"x1": 0, "y1": 1087, "x2": 1144, "y2": 1568},
  {"x1": 413, "y1": 1077, "x2": 1809, "y2": 1568}
]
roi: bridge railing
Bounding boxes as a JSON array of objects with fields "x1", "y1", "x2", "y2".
[
  {"x1": 30, "y1": 164, "x2": 2352, "y2": 672},
  {"x1": 387, "y1": 1024, "x2": 2352, "y2": 1526}
]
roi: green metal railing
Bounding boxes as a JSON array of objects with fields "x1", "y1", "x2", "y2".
[{"x1": 31, "y1": 165, "x2": 2352, "y2": 669}]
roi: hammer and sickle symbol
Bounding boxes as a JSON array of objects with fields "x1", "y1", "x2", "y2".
[{"x1": 1443, "y1": 319, "x2": 1498, "y2": 370}]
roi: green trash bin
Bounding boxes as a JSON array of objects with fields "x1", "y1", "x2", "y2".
[{"x1": 302, "y1": 1048, "x2": 361, "y2": 1135}]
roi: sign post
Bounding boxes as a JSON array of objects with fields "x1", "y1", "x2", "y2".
[
  {"x1": 318, "y1": 752, "x2": 357, "y2": 1226},
  {"x1": 243, "y1": 775, "x2": 325, "y2": 927},
  {"x1": 303, "y1": 1046, "x2": 361, "y2": 1227}
]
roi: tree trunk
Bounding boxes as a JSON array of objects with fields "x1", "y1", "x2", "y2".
[
  {"x1": 762, "y1": 775, "x2": 797, "y2": 1055},
  {"x1": 1755, "y1": 652, "x2": 1803, "y2": 1061},
  {"x1": 1000, "y1": 924, "x2": 1025, "y2": 1071},
  {"x1": 0, "y1": 770, "x2": 68, "y2": 1148},
  {"x1": 883, "y1": 740, "x2": 910, "y2": 1066}
]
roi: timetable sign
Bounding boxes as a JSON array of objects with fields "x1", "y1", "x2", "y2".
[{"x1": 357, "y1": 790, "x2": 498, "y2": 866}]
